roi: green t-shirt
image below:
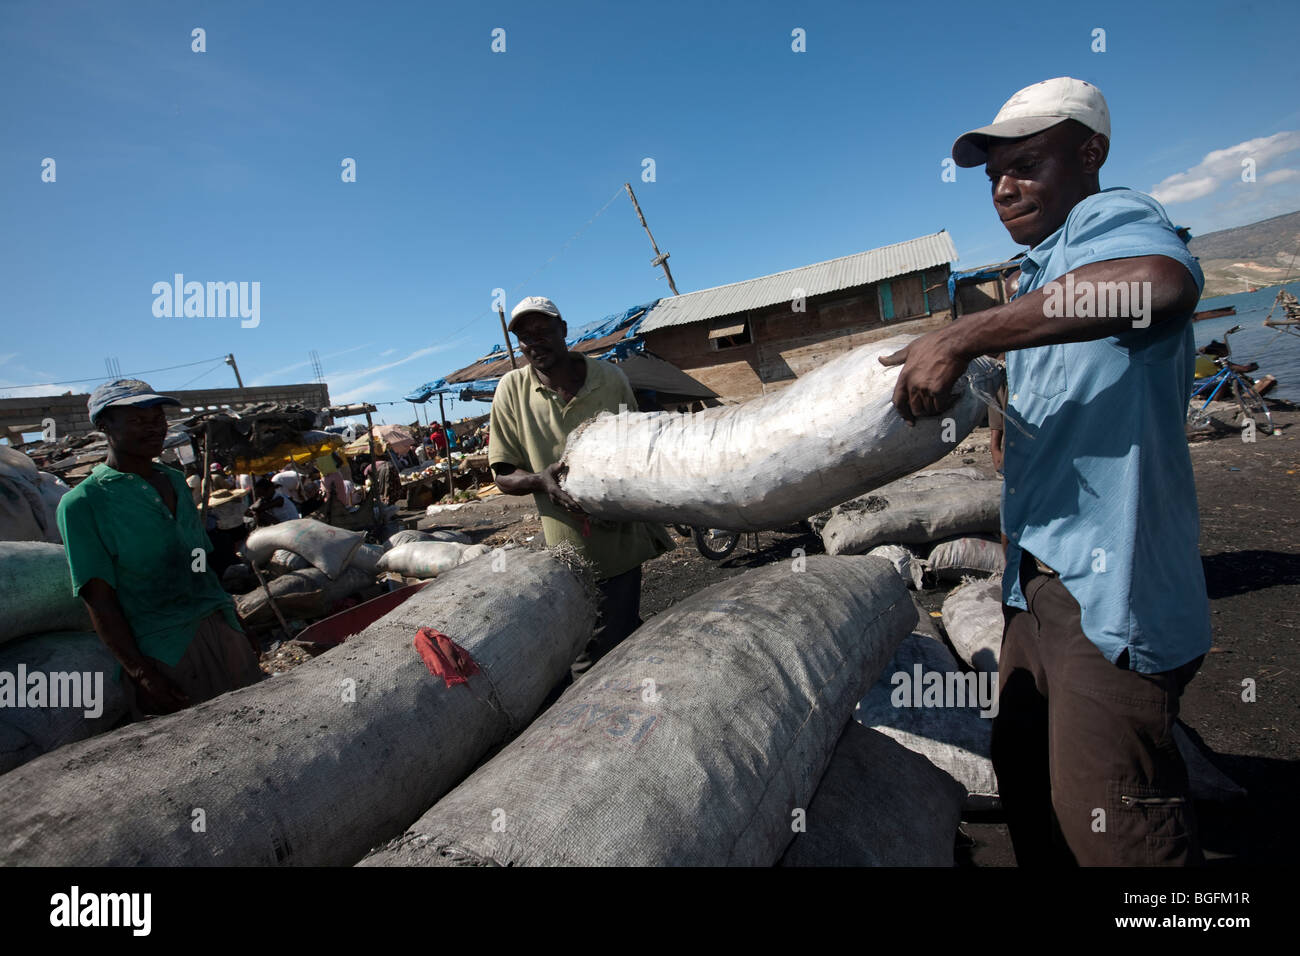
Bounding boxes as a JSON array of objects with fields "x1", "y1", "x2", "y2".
[
  {"x1": 56, "y1": 461, "x2": 241, "y2": 669},
  {"x1": 489, "y1": 355, "x2": 674, "y2": 580}
]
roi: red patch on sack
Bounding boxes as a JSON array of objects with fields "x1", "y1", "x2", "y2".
[{"x1": 413, "y1": 627, "x2": 480, "y2": 687}]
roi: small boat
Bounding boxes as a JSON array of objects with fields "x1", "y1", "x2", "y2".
[{"x1": 1192, "y1": 306, "x2": 1236, "y2": 322}]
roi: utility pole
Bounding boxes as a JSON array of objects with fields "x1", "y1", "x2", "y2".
[
  {"x1": 624, "y1": 182, "x2": 679, "y2": 295},
  {"x1": 437, "y1": 393, "x2": 455, "y2": 502},
  {"x1": 224, "y1": 353, "x2": 244, "y2": 388},
  {"x1": 496, "y1": 304, "x2": 518, "y2": 369}
]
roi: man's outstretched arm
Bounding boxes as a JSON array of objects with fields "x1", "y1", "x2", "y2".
[{"x1": 881, "y1": 254, "x2": 1200, "y2": 423}]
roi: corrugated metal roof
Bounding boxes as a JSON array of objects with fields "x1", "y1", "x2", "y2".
[{"x1": 639, "y1": 231, "x2": 958, "y2": 333}]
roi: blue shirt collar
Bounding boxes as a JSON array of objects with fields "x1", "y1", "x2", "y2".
[{"x1": 1022, "y1": 223, "x2": 1064, "y2": 275}]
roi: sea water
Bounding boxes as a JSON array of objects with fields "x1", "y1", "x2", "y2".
[{"x1": 1192, "y1": 282, "x2": 1300, "y2": 403}]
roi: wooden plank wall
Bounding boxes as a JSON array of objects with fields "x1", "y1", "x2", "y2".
[
  {"x1": 756, "y1": 313, "x2": 951, "y2": 396},
  {"x1": 643, "y1": 271, "x2": 954, "y2": 404}
]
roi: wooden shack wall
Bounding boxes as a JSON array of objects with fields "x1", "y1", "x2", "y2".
[
  {"x1": 643, "y1": 272, "x2": 953, "y2": 404},
  {"x1": 956, "y1": 279, "x2": 1006, "y2": 316}
]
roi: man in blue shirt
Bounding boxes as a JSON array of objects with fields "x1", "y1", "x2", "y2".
[{"x1": 881, "y1": 78, "x2": 1210, "y2": 865}]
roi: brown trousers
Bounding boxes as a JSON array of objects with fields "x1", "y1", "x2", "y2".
[
  {"x1": 124, "y1": 612, "x2": 266, "y2": 720},
  {"x1": 991, "y1": 552, "x2": 1204, "y2": 866},
  {"x1": 570, "y1": 565, "x2": 644, "y2": 680}
]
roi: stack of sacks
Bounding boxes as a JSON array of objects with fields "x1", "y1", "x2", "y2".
[
  {"x1": 925, "y1": 536, "x2": 1005, "y2": 581},
  {"x1": 360, "y1": 555, "x2": 916, "y2": 867},
  {"x1": 386, "y1": 529, "x2": 471, "y2": 547},
  {"x1": 865, "y1": 544, "x2": 925, "y2": 591},
  {"x1": 0, "y1": 446, "x2": 68, "y2": 544},
  {"x1": 234, "y1": 566, "x2": 378, "y2": 626},
  {"x1": 941, "y1": 577, "x2": 1004, "y2": 675},
  {"x1": 856, "y1": 620, "x2": 1001, "y2": 811},
  {"x1": 778, "y1": 722, "x2": 966, "y2": 866},
  {"x1": 243, "y1": 520, "x2": 365, "y2": 579},
  {"x1": 817, "y1": 468, "x2": 1001, "y2": 557},
  {"x1": 376, "y1": 542, "x2": 492, "y2": 580},
  {"x1": 0, "y1": 542, "x2": 127, "y2": 774},
  {"x1": 240, "y1": 520, "x2": 385, "y2": 621},
  {"x1": 0, "y1": 547, "x2": 597, "y2": 865}
]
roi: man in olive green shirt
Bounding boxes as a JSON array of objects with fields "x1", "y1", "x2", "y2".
[
  {"x1": 490, "y1": 297, "x2": 674, "y2": 683},
  {"x1": 57, "y1": 379, "x2": 264, "y2": 718}
]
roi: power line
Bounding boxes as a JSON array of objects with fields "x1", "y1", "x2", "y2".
[
  {"x1": 2, "y1": 355, "x2": 230, "y2": 391},
  {"x1": 8, "y1": 189, "x2": 632, "y2": 399},
  {"x1": 175, "y1": 360, "x2": 229, "y2": 390}
]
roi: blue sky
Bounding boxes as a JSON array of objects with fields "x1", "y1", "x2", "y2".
[{"x1": 3, "y1": 0, "x2": 1298, "y2": 424}]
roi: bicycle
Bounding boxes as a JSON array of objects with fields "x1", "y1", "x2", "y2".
[
  {"x1": 671, "y1": 524, "x2": 740, "y2": 560},
  {"x1": 1186, "y1": 325, "x2": 1274, "y2": 436}
]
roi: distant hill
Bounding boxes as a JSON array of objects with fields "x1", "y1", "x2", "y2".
[{"x1": 1187, "y1": 210, "x2": 1300, "y2": 297}]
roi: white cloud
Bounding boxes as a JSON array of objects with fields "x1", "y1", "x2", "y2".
[
  {"x1": 1151, "y1": 130, "x2": 1300, "y2": 205},
  {"x1": 0, "y1": 357, "x2": 72, "y2": 398},
  {"x1": 327, "y1": 339, "x2": 468, "y2": 389},
  {"x1": 1151, "y1": 176, "x2": 1218, "y2": 204},
  {"x1": 0, "y1": 382, "x2": 83, "y2": 400},
  {"x1": 1260, "y1": 168, "x2": 1300, "y2": 186},
  {"x1": 379, "y1": 348, "x2": 397, "y2": 357},
  {"x1": 331, "y1": 378, "x2": 392, "y2": 405},
  {"x1": 249, "y1": 344, "x2": 370, "y2": 386}
]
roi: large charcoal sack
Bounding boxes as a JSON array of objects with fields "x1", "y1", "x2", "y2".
[
  {"x1": 35, "y1": 473, "x2": 71, "y2": 544},
  {"x1": 0, "y1": 542, "x2": 92, "y2": 645},
  {"x1": 220, "y1": 562, "x2": 257, "y2": 595},
  {"x1": 928, "y1": 535, "x2": 1005, "y2": 579},
  {"x1": 911, "y1": 597, "x2": 944, "y2": 643},
  {"x1": 809, "y1": 467, "x2": 986, "y2": 534},
  {"x1": 376, "y1": 541, "x2": 472, "y2": 579},
  {"x1": 0, "y1": 447, "x2": 60, "y2": 544},
  {"x1": 361, "y1": 555, "x2": 916, "y2": 867},
  {"x1": 349, "y1": 542, "x2": 385, "y2": 575},
  {"x1": 856, "y1": 633, "x2": 1000, "y2": 810},
  {"x1": 0, "y1": 548, "x2": 595, "y2": 866},
  {"x1": 235, "y1": 566, "x2": 374, "y2": 627},
  {"x1": 243, "y1": 520, "x2": 364, "y2": 579},
  {"x1": 559, "y1": 337, "x2": 1002, "y2": 532},
  {"x1": 867, "y1": 544, "x2": 924, "y2": 590},
  {"x1": 821, "y1": 473, "x2": 1002, "y2": 556},
  {"x1": 458, "y1": 544, "x2": 491, "y2": 565},
  {"x1": 942, "y1": 576, "x2": 1003, "y2": 674},
  {"x1": 387, "y1": 529, "x2": 470, "y2": 548},
  {"x1": 0, "y1": 631, "x2": 128, "y2": 775},
  {"x1": 430, "y1": 530, "x2": 472, "y2": 544},
  {"x1": 779, "y1": 722, "x2": 965, "y2": 867},
  {"x1": 267, "y1": 549, "x2": 313, "y2": 575}
]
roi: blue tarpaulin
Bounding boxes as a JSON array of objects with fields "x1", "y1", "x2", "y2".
[
  {"x1": 947, "y1": 260, "x2": 1022, "y2": 305},
  {"x1": 404, "y1": 300, "x2": 659, "y2": 402}
]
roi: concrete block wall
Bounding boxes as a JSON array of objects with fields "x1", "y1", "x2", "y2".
[{"x1": 0, "y1": 383, "x2": 331, "y2": 443}]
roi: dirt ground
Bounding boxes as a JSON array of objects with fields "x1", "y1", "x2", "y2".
[{"x1": 413, "y1": 400, "x2": 1300, "y2": 867}]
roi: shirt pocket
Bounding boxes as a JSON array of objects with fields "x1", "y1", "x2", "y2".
[{"x1": 1029, "y1": 349, "x2": 1068, "y2": 399}]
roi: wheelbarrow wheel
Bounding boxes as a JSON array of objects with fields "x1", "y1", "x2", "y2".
[{"x1": 694, "y1": 527, "x2": 739, "y2": 560}]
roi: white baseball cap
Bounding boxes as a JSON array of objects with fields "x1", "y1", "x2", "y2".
[
  {"x1": 508, "y1": 296, "x2": 562, "y2": 331},
  {"x1": 951, "y1": 77, "x2": 1111, "y2": 168}
]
